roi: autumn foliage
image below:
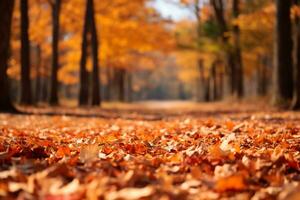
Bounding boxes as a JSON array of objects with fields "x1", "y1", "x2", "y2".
[
  {"x1": 8, "y1": 0, "x2": 174, "y2": 84},
  {"x1": 1, "y1": 1, "x2": 300, "y2": 199},
  {"x1": 1, "y1": 104, "x2": 300, "y2": 199}
]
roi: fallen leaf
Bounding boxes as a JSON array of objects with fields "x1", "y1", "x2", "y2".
[
  {"x1": 106, "y1": 186, "x2": 154, "y2": 200},
  {"x1": 215, "y1": 175, "x2": 246, "y2": 192}
]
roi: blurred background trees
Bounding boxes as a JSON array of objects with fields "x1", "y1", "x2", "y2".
[{"x1": 1, "y1": 0, "x2": 300, "y2": 110}]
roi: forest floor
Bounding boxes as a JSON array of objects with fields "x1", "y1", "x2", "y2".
[{"x1": 1, "y1": 101, "x2": 300, "y2": 199}]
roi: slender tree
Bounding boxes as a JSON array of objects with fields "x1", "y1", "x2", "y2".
[
  {"x1": 49, "y1": 0, "x2": 62, "y2": 105},
  {"x1": 125, "y1": 70, "x2": 133, "y2": 102},
  {"x1": 118, "y1": 68, "x2": 126, "y2": 102},
  {"x1": 257, "y1": 55, "x2": 268, "y2": 96},
  {"x1": 108, "y1": 66, "x2": 116, "y2": 101},
  {"x1": 34, "y1": 45, "x2": 42, "y2": 104},
  {"x1": 194, "y1": 0, "x2": 201, "y2": 41},
  {"x1": 20, "y1": 0, "x2": 32, "y2": 105},
  {"x1": 204, "y1": 77, "x2": 210, "y2": 102},
  {"x1": 218, "y1": 65, "x2": 224, "y2": 99},
  {"x1": 90, "y1": 0, "x2": 101, "y2": 106},
  {"x1": 210, "y1": 0, "x2": 237, "y2": 96},
  {"x1": 211, "y1": 60, "x2": 218, "y2": 101},
  {"x1": 79, "y1": 0, "x2": 101, "y2": 106},
  {"x1": 292, "y1": 0, "x2": 300, "y2": 109},
  {"x1": 106, "y1": 66, "x2": 113, "y2": 101},
  {"x1": 79, "y1": 0, "x2": 91, "y2": 106},
  {"x1": 41, "y1": 65, "x2": 48, "y2": 102},
  {"x1": 0, "y1": 0, "x2": 16, "y2": 112},
  {"x1": 273, "y1": 0, "x2": 293, "y2": 107},
  {"x1": 232, "y1": 0, "x2": 244, "y2": 97},
  {"x1": 194, "y1": 0, "x2": 206, "y2": 102}
]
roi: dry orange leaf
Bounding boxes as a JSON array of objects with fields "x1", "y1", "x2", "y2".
[
  {"x1": 169, "y1": 153, "x2": 183, "y2": 164},
  {"x1": 208, "y1": 144, "x2": 223, "y2": 160},
  {"x1": 225, "y1": 121, "x2": 235, "y2": 131},
  {"x1": 215, "y1": 175, "x2": 246, "y2": 192},
  {"x1": 55, "y1": 146, "x2": 71, "y2": 158}
]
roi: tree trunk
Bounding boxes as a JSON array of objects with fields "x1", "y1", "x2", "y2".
[
  {"x1": 49, "y1": 0, "x2": 61, "y2": 105},
  {"x1": 210, "y1": 0, "x2": 237, "y2": 96},
  {"x1": 227, "y1": 54, "x2": 236, "y2": 95},
  {"x1": 108, "y1": 67, "x2": 115, "y2": 101},
  {"x1": 194, "y1": 0, "x2": 201, "y2": 46},
  {"x1": 256, "y1": 55, "x2": 263, "y2": 96},
  {"x1": 41, "y1": 76, "x2": 48, "y2": 102},
  {"x1": 211, "y1": 60, "x2": 218, "y2": 101},
  {"x1": 89, "y1": 0, "x2": 101, "y2": 106},
  {"x1": 112, "y1": 67, "x2": 119, "y2": 101},
  {"x1": 105, "y1": 66, "x2": 111, "y2": 101},
  {"x1": 79, "y1": 0, "x2": 91, "y2": 106},
  {"x1": 218, "y1": 69, "x2": 224, "y2": 100},
  {"x1": 257, "y1": 55, "x2": 268, "y2": 96},
  {"x1": 79, "y1": 0, "x2": 101, "y2": 106},
  {"x1": 118, "y1": 68, "x2": 125, "y2": 102},
  {"x1": 204, "y1": 77, "x2": 210, "y2": 102},
  {"x1": 261, "y1": 56, "x2": 268, "y2": 96},
  {"x1": 0, "y1": 0, "x2": 16, "y2": 112},
  {"x1": 20, "y1": 0, "x2": 32, "y2": 105},
  {"x1": 273, "y1": 0, "x2": 293, "y2": 107},
  {"x1": 197, "y1": 59, "x2": 205, "y2": 101},
  {"x1": 232, "y1": 0, "x2": 244, "y2": 98},
  {"x1": 35, "y1": 45, "x2": 42, "y2": 104},
  {"x1": 292, "y1": 0, "x2": 300, "y2": 109},
  {"x1": 125, "y1": 70, "x2": 132, "y2": 102}
]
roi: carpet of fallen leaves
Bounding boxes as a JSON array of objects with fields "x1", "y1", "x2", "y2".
[{"x1": 1, "y1": 103, "x2": 300, "y2": 200}]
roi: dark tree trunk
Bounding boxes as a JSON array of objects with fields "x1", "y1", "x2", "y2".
[
  {"x1": 112, "y1": 67, "x2": 119, "y2": 101},
  {"x1": 20, "y1": 0, "x2": 32, "y2": 105},
  {"x1": 204, "y1": 77, "x2": 210, "y2": 102},
  {"x1": 105, "y1": 66, "x2": 111, "y2": 101},
  {"x1": 257, "y1": 55, "x2": 268, "y2": 96},
  {"x1": 210, "y1": 0, "x2": 237, "y2": 96},
  {"x1": 35, "y1": 45, "x2": 42, "y2": 104},
  {"x1": 211, "y1": 61, "x2": 218, "y2": 101},
  {"x1": 273, "y1": 0, "x2": 294, "y2": 107},
  {"x1": 89, "y1": 0, "x2": 101, "y2": 106},
  {"x1": 108, "y1": 67, "x2": 115, "y2": 101},
  {"x1": 79, "y1": 0, "x2": 101, "y2": 106},
  {"x1": 256, "y1": 55, "x2": 263, "y2": 96},
  {"x1": 210, "y1": 0, "x2": 227, "y2": 38},
  {"x1": 115, "y1": 68, "x2": 121, "y2": 101},
  {"x1": 194, "y1": 0, "x2": 201, "y2": 45},
  {"x1": 218, "y1": 70, "x2": 224, "y2": 99},
  {"x1": 227, "y1": 54, "x2": 236, "y2": 95},
  {"x1": 118, "y1": 68, "x2": 125, "y2": 102},
  {"x1": 41, "y1": 76, "x2": 48, "y2": 102},
  {"x1": 232, "y1": 0, "x2": 244, "y2": 98},
  {"x1": 292, "y1": 0, "x2": 300, "y2": 109},
  {"x1": 79, "y1": 0, "x2": 91, "y2": 106},
  {"x1": 194, "y1": 0, "x2": 205, "y2": 102},
  {"x1": 125, "y1": 70, "x2": 132, "y2": 102},
  {"x1": 0, "y1": 0, "x2": 16, "y2": 112},
  {"x1": 49, "y1": 0, "x2": 61, "y2": 105},
  {"x1": 197, "y1": 59, "x2": 205, "y2": 101},
  {"x1": 261, "y1": 57, "x2": 268, "y2": 96}
]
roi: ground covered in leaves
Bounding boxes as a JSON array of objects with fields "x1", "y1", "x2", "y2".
[{"x1": 1, "y1": 102, "x2": 300, "y2": 200}]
